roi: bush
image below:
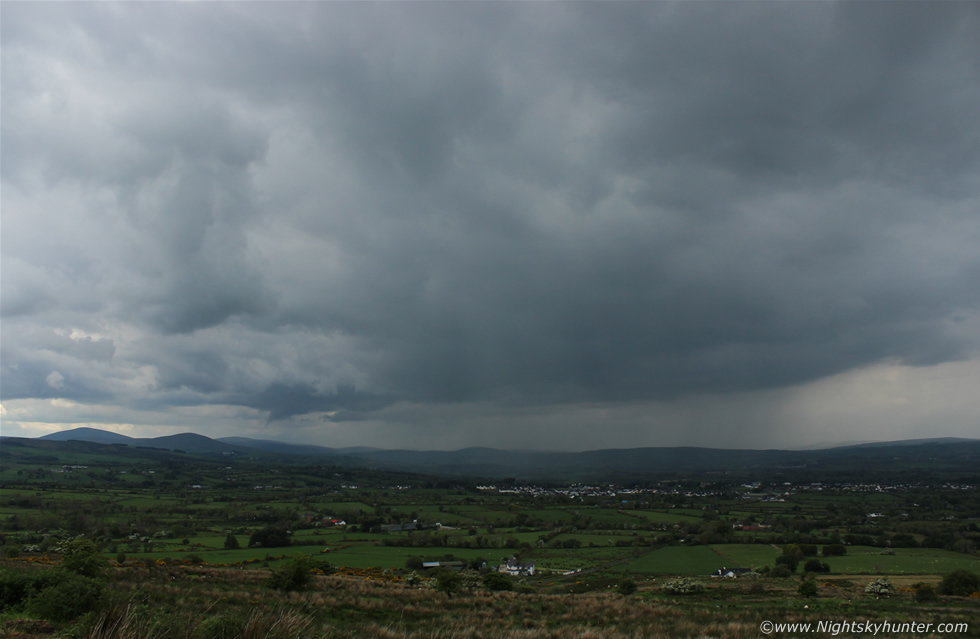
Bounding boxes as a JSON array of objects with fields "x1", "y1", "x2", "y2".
[
  {"x1": 770, "y1": 565, "x2": 793, "y2": 579},
  {"x1": 775, "y1": 555, "x2": 798, "y2": 573},
  {"x1": 249, "y1": 526, "x2": 291, "y2": 549},
  {"x1": 223, "y1": 534, "x2": 241, "y2": 550},
  {"x1": 617, "y1": 578, "x2": 638, "y2": 596},
  {"x1": 434, "y1": 571, "x2": 463, "y2": 598},
  {"x1": 267, "y1": 553, "x2": 316, "y2": 591},
  {"x1": 482, "y1": 571, "x2": 514, "y2": 591},
  {"x1": 912, "y1": 583, "x2": 938, "y2": 602},
  {"x1": 804, "y1": 559, "x2": 830, "y2": 574},
  {"x1": 938, "y1": 569, "x2": 980, "y2": 597},
  {"x1": 0, "y1": 568, "x2": 60, "y2": 611},
  {"x1": 459, "y1": 569, "x2": 482, "y2": 592},
  {"x1": 194, "y1": 615, "x2": 243, "y2": 639},
  {"x1": 662, "y1": 577, "x2": 704, "y2": 594},
  {"x1": 798, "y1": 578, "x2": 818, "y2": 598},
  {"x1": 864, "y1": 578, "x2": 897, "y2": 597},
  {"x1": 61, "y1": 538, "x2": 108, "y2": 578},
  {"x1": 26, "y1": 571, "x2": 104, "y2": 622},
  {"x1": 782, "y1": 544, "x2": 804, "y2": 561},
  {"x1": 822, "y1": 544, "x2": 846, "y2": 557}
]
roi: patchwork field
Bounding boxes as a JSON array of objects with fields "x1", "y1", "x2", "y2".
[{"x1": 2, "y1": 439, "x2": 978, "y2": 638}]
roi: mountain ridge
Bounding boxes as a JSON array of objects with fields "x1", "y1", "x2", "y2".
[
  {"x1": 36, "y1": 426, "x2": 980, "y2": 456},
  {"x1": 26, "y1": 426, "x2": 980, "y2": 481}
]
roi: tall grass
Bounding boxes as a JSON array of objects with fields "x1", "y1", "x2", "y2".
[{"x1": 32, "y1": 564, "x2": 979, "y2": 639}]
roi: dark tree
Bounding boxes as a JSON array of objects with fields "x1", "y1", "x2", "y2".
[
  {"x1": 224, "y1": 534, "x2": 241, "y2": 550},
  {"x1": 248, "y1": 526, "x2": 291, "y2": 548},
  {"x1": 804, "y1": 559, "x2": 830, "y2": 574},
  {"x1": 482, "y1": 571, "x2": 514, "y2": 591},
  {"x1": 938, "y1": 570, "x2": 980, "y2": 597},
  {"x1": 435, "y1": 571, "x2": 463, "y2": 598},
  {"x1": 617, "y1": 578, "x2": 638, "y2": 596}
]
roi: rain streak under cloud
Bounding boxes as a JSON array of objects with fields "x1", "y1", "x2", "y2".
[{"x1": 2, "y1": 2, "x2": 980, "y2": 450}]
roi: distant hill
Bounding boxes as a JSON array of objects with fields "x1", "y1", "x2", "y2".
[
  {"x1": 838, "y1": 437, "x2": 980, "y2": 448},
  {"x1": 40, "y1": 427, "x2": 135, "y2": 445},
  {"x1": 25, "y1": 427, "x2": 980, "y2": 481},
  {"x1": 217, "y1": 436, "x2": 381, "y2": 457},
  {"x1": 38, "y1": 427, "x2": 255, "y2": 456}
]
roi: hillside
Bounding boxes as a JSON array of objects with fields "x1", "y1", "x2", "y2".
[{"x1": 17, "y1": 427, "x2": 980, "y2": 482}]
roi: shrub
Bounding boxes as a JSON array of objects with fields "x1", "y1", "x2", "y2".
[
  {"x1": 482, "y1": 571, "x2": 514, "y2": 591},
  {"x1": 26, "y1": 571, "x2": 104, "y2": 622},
  {"x1": 61, "y1": 538, "x2": 108, "y2": 578},
  {"x1": 662, "y1": 577, "x2": 704, "y2": 594},
  {"x1": 459, "y1": 569, "x2": 482, "y2": 592},
  {"x1": 804, "y1": 559, "x2": 830, "y2": 574},
  {"x1": 912, "y1": 583, "x2": 938, "y2": 602},
  {"x1": 770, "y1": 565, "x2": 793, "y2": 579},
  {"x1": 938, "y1": 569, "x2": 980, "y2": 597},
  {"x1": 864, "y1": 578, "x2": 897, "y2": 597},
  {"x1": 267, "y1": 553, "x2": 315, "y2": 591},
  {"x1": 617, "y1": 578, "x2": 638, "y2": 596},
  {"x1": 798, "y1": 578, "x2": 818, "y2": 598},
  {"x1": 434, "y1": 571, "x2": 463, "y2": 598},
  {"x1": 775, "y1": 555, "x2": 799, "y2": 573},
  {"x1": 194, "y1": 615, "x2": 243, "y2": 639},
  {"x1": 249, "y1": 527, "x2": 291, "y2": 549},
  {"x1": 822, "y1": 544, "x2": 846, "y2": 557},
  {"x1": 223, "y1": 534, "x2": 241, "y2": 550},
  {"x1": 782, "y1": 544, "x2": 804, "y2": 561},
  {"x1": 0, "y1": 568, "x2": 60, "y2": 611}
]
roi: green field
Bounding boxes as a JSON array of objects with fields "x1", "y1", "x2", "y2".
[
  {"x1": 822, "y1": 546, "x2": 980, "y2": 575},
  {"x1": 322, "y1": 545, "x2": 495, "y2": 569},
  {"x1": 613, "y1": 545, "x2": 725, "y2": 575},
  {"x1": 629, "y1": 510, "x2": 703, "y2": 524},
  {"x1": 711, "y1": 543, "x2": 781, "y2": 569}
]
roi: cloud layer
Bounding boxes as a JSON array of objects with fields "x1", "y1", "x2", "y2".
[{"x1": 3, "y1": 3, "x2": 979, "y2": 448}]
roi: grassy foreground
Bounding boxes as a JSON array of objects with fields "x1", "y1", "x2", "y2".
[{"x1": 2, "y1": 561, "x2": 978, "y2": 639}]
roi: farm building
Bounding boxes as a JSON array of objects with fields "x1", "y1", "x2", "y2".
[
  {"x1": 499, "y1": 556, "x2": 535, "y2": 576},
  {"x1": 710, "y1": 567, "x2": 751, "y2": 578}
]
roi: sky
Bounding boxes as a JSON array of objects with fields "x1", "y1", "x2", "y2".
[{"x1": 2, "y1": 2, "x2": 979, "y2": 451}]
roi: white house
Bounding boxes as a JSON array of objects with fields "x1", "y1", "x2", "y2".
[{"x1": 498, "y1": 556, "x2": 535, "y2": 576}]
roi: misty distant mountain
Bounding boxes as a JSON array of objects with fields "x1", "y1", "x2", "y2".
[
  {"x1": 39, "y1": 428, "x2": 253, "y2": 456},
  {"x1": 217, "y1": 436, "x2": 381, "y2": 456},
  {"x1": 40, "y1": 427, "x2": 135, "y2": 445},
  {"x1": 836, "y1": 437, "x2": 979, "y2": 448},
  {"x1": 29, "y1": 427, "x2": 980, "y2": 480}
]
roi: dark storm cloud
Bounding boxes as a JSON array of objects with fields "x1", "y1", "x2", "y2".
[
  {"x1": 237, "y1": 384, "x2": 396, "y2": 422},
  {"x1": 2, "y1": 2, "x2": 979, "y2": 435}
]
